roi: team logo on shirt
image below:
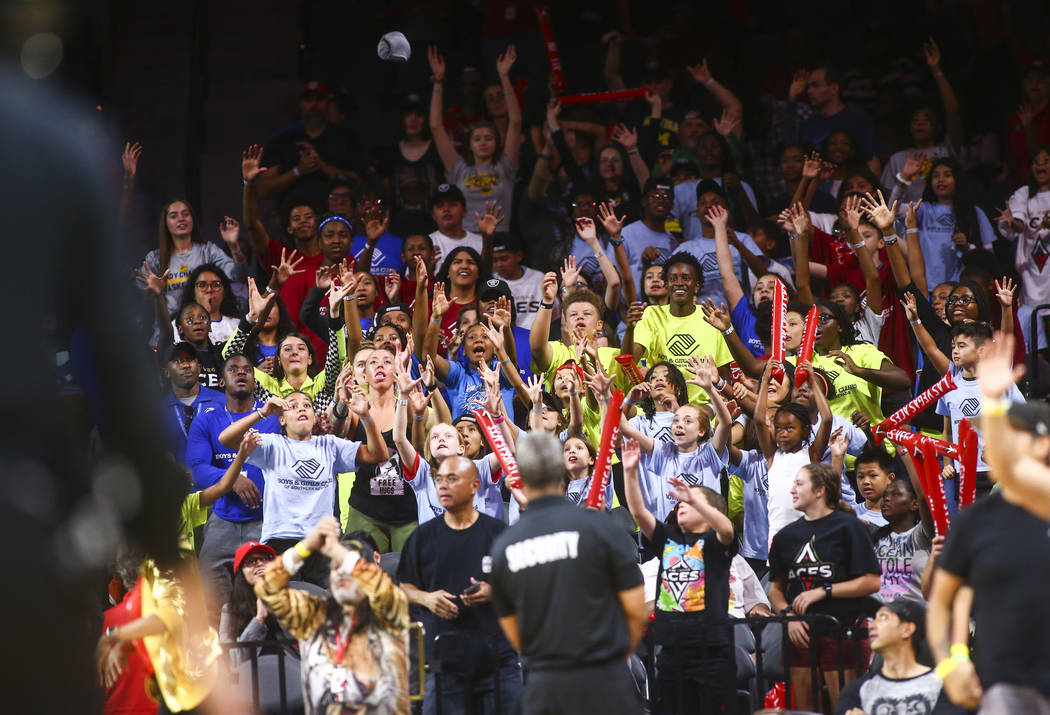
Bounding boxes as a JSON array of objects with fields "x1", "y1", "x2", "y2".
[
  {"x1": 292, "y1": 458, "x2": 323, "y2": 481},
  {"x1": 1034, "y1": 237, "x2": 1050, "y2": 271},
  {"x1": 658, "y1": 541, "x2": 707, "y2": 612},
  {"x1": 667, "y1": 333, "x2": 697, "y2": 357},
  {"x1": 653, "y1": 425, "x2": 674, "y2": 445},
  {"x1": 789, "y1": 537, "x2": 834, "y2": 590},
  {"x1": 960, "y1": 398, "x2": 980, "y2": 416},
  {"x1": 700, "y1": 253, "x2": 719, "y2": 275},
  {"x1": 463, "y1": 171, "x2": 499, "y2": 196}
]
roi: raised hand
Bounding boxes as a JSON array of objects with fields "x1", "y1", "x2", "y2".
[
  {"x1": 480, "y1": 319, "x2": 506, "y2": 354},
  {"x1": 219, "y1": 216, "x2": 241, "y2": 248},
  {"x1": 787, "y1": 201, "x2": 812, "y2": 236},
  {"x1": 524, "y1": 374, "x2": 543, "y2": 406},
  {"x1": 240, "y1": 429, "x2": 264, "y2": 457},
  {"x1": 621, "y1": 436, "x2": 641, "y2": 471},
  {"x1": 900, "y1": 292, "x2": 920, "y2": 323},
  {"x1": 1018, "y1": 103, "x2": 1035, "y2": 128},
  {"x1": 414, "y1": 255, "x2": 429, "y2": 285},
  {"x1": 700, "y1": 299, "x2": 732, "y2": 332},
  {"x1": 668, "y1": 475, "x2": 704, "y2": 509},
  {"x1": 706, "y1": 204, "x2": 729, "y2": 228},
  {"x1": 828, "y1": 426, "x2": 848, "y2": 460},
  {"x1": 686, "y1": 59, "x2": 712, "y2": 85},
  {"x1": 597, "y1": 201, "x2": 625, "y2": 237},
  {"x1": 561, "y1": 256, "x2": 582, "y2": 294},
  {"x1": 827, "y1": 349, "x2": 860, "y2": 375},
  {"x1": 644, "y1": 89, "x2": 662, "y2": 113},
  {"x1": 364, "y1": 212, "x2": 389, "y2": 243},
  {"x1": 685, "y1": 354, "x2": 718, "y2": 389},
  {"x1": 626, "y1": 300, "x2": 645, "y2": 327},
  {"x1": 330, "y1": 273, "x2": 358, "y2": 304},
  {"x1": 611, "y1": 123, "x2": 638, "y2": 150},
  {"x1": 431, "y1": 283, "x2": 449, "y2": 318},
  {"x1": 242, "y1": 144, "x2": 267, "y2": 183},
  {"x1": 274, "y1": 247, "x2": 305, "y2": 287},
  {"x1": 842, "y1": 194, "x2": 863, "y2": 231},
  {"x1": 994, "y1": 204, "x2": 1014, "y2": 226},
  {"x1": 850, "y1": 409, "x2": 871, "y2": 433},
  {"x1": 427, "y1": 45, "x2": 446, "y2": 83},
  {"x1": 994, "y1": 277, "x2": 1016, "y2": 308},
  {"x1": 545, "y1": 98, "x2": 562, "y2": 130},
  {"x1": 260, "y1": 395, "x2": 290, "y2": 417},
  {"x1": 859, "y1": 190, "x2": 897, "y2": 231},
  {"x1": 575, "y1": 216, "x2": 599, "y2": 246},
  {"x1": 901, "y1": 151, "x2": 927, "y2": 181},
  {"x1": 122, "y1": 141, "x2": 142, "y2": 180},
  {"x1": 540, "y1": 272, "x2": 558, "y2": 303},
  {"x1": 393, "y1": 349, "x2": 418, "y2": 393},
  {"x1": 905, "y1": 200, "x2": 922, "y2": 231},
  {"x1": 347, "y1": 384, "x2": 371, "y2": 418},
  {"x1": 496, "y1": 44, "x2": 517, "y2": 77},
  {"x1": 626, "y1": 382, "x2": 652, "y2": 404},
  {"x1": 136, "y1": 262, "x2": 169, "y2": 297},
  {"x1": 788, "y1": 68, "x2": 809, "y2": 102},
  {"x1": 922, "y1": 36, "x2": 941, "y2": 68},
  {"x1": 583, "y1": 362, "x2": 613, "y2": 399},
  {"x1": 384, "y1": 273, "x2": 402, "y2": 303},
  {"x1": 475, "y1": 200, "x2": 505, "y2": 236},
  {"x1": 802, "y1": 152, "x2": 822, "y2": 180},
  {"x1": 712, "y1": 109, "x2": 739, "y2": 138}
]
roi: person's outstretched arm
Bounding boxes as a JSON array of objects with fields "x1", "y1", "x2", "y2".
[
  {"x1": 199, "y1": 432, "x2": 256, "y2": 507},
  {"x1": 427, "y1": 46, "x2": 461, "y2": 172},
  {"x1": 529, "y1": 272, "x2": 559, "y2": 374},
  {"x1": 496, "y1": 46, "x2": 522, "y2": 168},
  {"x1": 924, "y1": 38, "x2": 964, "y2": 152},
  {"x1": 621, "y1": 438, "x2": 656, "y2": 539}
]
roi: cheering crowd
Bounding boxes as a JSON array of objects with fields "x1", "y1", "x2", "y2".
[{"x1": 90, "y1": 12, "x2": 1050, "y2": 715}]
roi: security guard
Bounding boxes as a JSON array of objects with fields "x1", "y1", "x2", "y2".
[{"x1": 489, "y1": 432, "x2": 647, "y2": 714}]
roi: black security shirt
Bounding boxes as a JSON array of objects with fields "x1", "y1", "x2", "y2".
[
  {"x1": 938, "y1": 493, "x2": 1050, "y2": 699},
  {"x1": 489, "y1": 495, "x2": 642, "y2": 670}
]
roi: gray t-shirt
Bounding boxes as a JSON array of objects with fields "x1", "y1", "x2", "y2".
[
  {"x1": 145, "y1": 242, "x2": 244, "y2": 312},
  {"x1": 836, "y1": 668, "x2": 960, "y2": 715},
  {"x1": 448, "y1": 155, "x2": 516, "y2": 233},
  {"x1": 642, "y1": 440, "x2": 728, "y2": 522},
  {"x1": 874, "y1": 522, "x2": 932, "y2": 604},
  {"x1": 728, "y1": 449, "x2": 769, "y2": 561},
  {"x1": 246, "y1": 433, "x2": 361, "y2": 542}
]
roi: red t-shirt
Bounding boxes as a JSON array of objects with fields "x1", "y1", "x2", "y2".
[
  {"x1": 278, "y1": 261, "x2": 328, "y2": 360},
  {"x1": 103, "y1": 586, "x2": 158, "y2": 715}
]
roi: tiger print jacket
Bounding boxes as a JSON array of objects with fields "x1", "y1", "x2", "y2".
[{"x1": 255, "y1": 552, "x2": 410, "y2": 715}]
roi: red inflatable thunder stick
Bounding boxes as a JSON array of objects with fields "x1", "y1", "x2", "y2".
[
  {"x1": 794, "y1": 305, "x2": 819, "y2": 388},
  {"x1": 535, "y1": 7, "x2": 567, "y2": 95},
  {"x1": 957, "y1": 418, "x2": 978, "y2": 508},
  {"x1": 885, "y1": 430, "x2": 951, "y2": 535},
  {"x1": 471, "y1": 408, "x2": 522, "y2": 489},
  {"x1": 874, "y1": 371, "x2": 957, "y2": 445},
  {"x1": 556, "y1": 88, "x2": 649, "y2": 105},
  {"x1": 770, "y1": 280, "x2": 787, "y2": 382},
  {"x1": 585, "y1": 389, "x2": 624, "y2": 509},
  {"x1": 614, "y1": 354, "x2": 645, "y2": 386}
]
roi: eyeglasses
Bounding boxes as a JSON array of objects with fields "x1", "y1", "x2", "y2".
[
  {"x1": 817, "y1": 313, "x2": 836, "y2": 324},
  {"x1": 195, "y1": 280, "x2": 223, "y2": 291},
  {"x1": 946, "y1": 295, "x2": 976, "y2": 306},
  {"x1": 433, "y1": 474, "x2": 462, "y2": 485}
]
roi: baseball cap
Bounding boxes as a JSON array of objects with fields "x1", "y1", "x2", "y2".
[
  {"x1": 883, "y1": 598, "x2": 926, "y2": 629},
  {"x1": 233, "y1": 541, "x2": 276, "y2": 573},
  {"x1": 453, "y1": 413, "x2": 479, "y2": 428},
  {"x1": 671, "y1": 153, "x2": 701, "y2": 177},
  {"x1": 375, "y1": 302, "x2": 412, "y2": 326},
  {"x1": 643, "y1": 175, "x2": 674, "y2": 198},
  {"x1": 1008, "y1": 400, "x2": 1050, "y2": 436},
  {"x1": 431, "y1": 183, "x2": 465, "y2": 207},
  {"x1": 541, "y1": 391, "x2": 564, "y2": 413},
  {"x1": 300, "y1": 80, "x2": 330, "y2": 98},
  {"x1": 163, "y1": 341, "x2": 199, "y2": 364},
  {"x1": 682, "y1": 108, "x2": 706, "y2": 122},
  {"x1": 480, "y1": 277, "x2": 513, "y2": 301},
  {"x1": 695, "y1": 178, "x2": 728, "y2": 201},
  {"x1": 492, "y1": 233, "x2": 523, "y2": 253}
]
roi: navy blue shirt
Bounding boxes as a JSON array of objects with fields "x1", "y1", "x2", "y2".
[
  {"x1": 162, "y1": 386, "x2": 225, "y2": 464},
  {"x1": 185, "y1": 401, "x2": 281, "y2": 522},
  {"x1": 351, "y1": 232, "x2": 405, "y2": 278}
]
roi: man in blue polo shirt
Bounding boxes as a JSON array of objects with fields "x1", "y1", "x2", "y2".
[
  {"x1": 161, "y1": 341, "x2": 224, "y2": 464},
  {"x1": 186, "y1": 353, "x2": 280, "y2": 608}
]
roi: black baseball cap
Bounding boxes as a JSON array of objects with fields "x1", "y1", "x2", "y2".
[
  {"x1": 431, "y1": 183, "x2": 465, "y2": 207},
  {"x1": 480, "y1": 277, "x2": 513, "y2": 301},
  {"x1": 1008, "y1": 400, "x2": 1050, "y2": 436},
  {"x1": 163, "y1": 341, "x2": 199, "y2": 364},
  {"x1": 695, "y1": 178, "x2": 728, "y2": 201},
  {"x1": 493, "y1": 233, "x2": 523, "y2": 253},
  {"x1": 643, "y1": 175, "x2": 674, "y2": 198},
  {"x1": 374, "y1": 302, "x2": 412, "y2": 326},
  {"x1": 883, "y1": 598, "x2": 926, "y2": 629},
  {"x1": 541, "y1": 391, "x2": 563, "y2": 413},
  {"x1": 671, "y1": 154, "x2": 701, "y2": 177}
]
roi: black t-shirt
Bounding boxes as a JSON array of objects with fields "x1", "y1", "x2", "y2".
[
  {"x1": 347, "y1": 426, "x2": 416, "y2": 525},
  {"x1": 768, "y1": 511, "x2": 880, "y2": 634},
  {"x1": 647, "y1": 523, "x2": 735, "y2": 648},
  {"x1": 397, "y1": 512, "x2": 510, "y2": 663},
  {"x1": 196, "y1": 345, "x2": 222, "y2": 391},
  {"x1": 938, "y1": 492, "x2": 1050, "y2": 699},
  {"x1": 263, "y1": 124, "x2": 365, "y2": 212},
  {"x1": 489, "y1": 495, "x2": 642, "y2": 670}
]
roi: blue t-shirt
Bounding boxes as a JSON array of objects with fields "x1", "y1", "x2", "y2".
[
  {"x1": 673, "y1": 178, "x2": 760, "y2": 242},
  {"x1": 163, "y1": 386, "x2": 225, "y2": 464},
  {"x1": 443, "y1": 359, "x2": 516, "y2": 420},
  {"x1": 799, "y1": 104, "x2": 878, "y2": 160},
  {"x1": 728, "y1": 449, "x2": 769, "y2": 560},
  {"x1": 404, "y1": 455, "x2": 503, "y2": 523},
  {"x1": 915, "y1": 203, "x2": 996, "y2": 289},
  {"x1": 511, "y1": 325, "x2": 535, "y2": 384},
  {"x1": 642, "y1": 440, "x2": 728, "y2": 522},
  {"x1": 351, "y1": 232, "x2": 405, "y2": 277},
  {"x1": 185, "y1": 402, "x2": 281, "y2": 522},
  {"x1": 730, "y1": 300, "x2": 765, "y2": 357}
]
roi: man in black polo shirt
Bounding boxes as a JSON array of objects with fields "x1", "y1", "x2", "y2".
[
  {"x1": 489, "y1": 432, "x2": 647, "y2": 715},
  {"x1": 399, "y1": 455, "x2": 520, "y2": 714},
  {"x1": 928, "y1": 335, "x2": 1050, "y2": 712}
]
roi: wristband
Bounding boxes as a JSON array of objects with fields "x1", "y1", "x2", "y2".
[
  {"x1": 932, "y1": 70, "x2": 944, "y2": 78},
  {"x1": 934, "y1": 659, "x2": 958, "y2": 680},
  {"x1": 397, "y1": 399, "x2": 408, "y2": 407},
  {"x1": 610, "y1": 237, "x2": 624, "y2": 247},
  {"x1": 255, "y1": 409, "x2": 266, "y2": 420},
  {"x1": 492, "y1": 415, "x2": 506, "y2": 424},
  {"x1": 780, "y1": 606, "x2": 793, "y2": 615},
  {"x1": 539, "y1": 301, "x2": 554, "y2": 310},
  {"x1": 704, "y1": 77, "x2": 715, "y2": 86},
  {"x1": 593, "y1": 249, "x2": 605, "y2": 259},
  {"x1": 413, "y1": 414, "x2": 425, "y2": 422},
  {"x1": 568, "y1": 389, "x2": 578, "y2": 397},
  {"x1": 935, "y1": 645, "x2": 970, "y2": 681},
  {"x1": 882, "y1": 234, "x2": 898, "y2": 245},
  {"x1": 849, "y1": 242, "x2": 864, "y2": 251},
  {"x1": 950, "y1": 643, "x2": 970, "y2": 660},
  {"x1": 293, "y1": 541, "x2": 312, "y2": 559},
  {"x1": 905, "y1": 228, "x2": 918, "y2": 235},
  {"x1": 714, "y1": 378, "x2": 727, "y2": 392},
  {"x1": 624, "y1": 399, "x2": 635, "y2": 410},
  {"x1": 242, "y1": 178, "x2": 251, "y2": 187},
  {"x1": 265, "y1": 285, "x2": 278, "y2": 295},
  {"x1": 981, "y1": 397, "x2": 1009, "y2": 417},
  {"x1": 823, "y1": 582, "x2": 833, "y2": 599},
  {"x1": 910, "y1": 318, "x2": 922, "y2": 327},
  {"x1": 105, "y1": 626, "x2": 120, "y2": 646},
  {"x1": 500, "y1": 358, "x2": 512, "y2": 366},
  {"x1": 359, "y1": 415, "x2": 373, "y2": 424},
  {"x1": 721, "y1": 325, "x2": 735, "y2": 336},
  {"x1": 626, "y1": 149, "x2": 639, "y2": 156},
  {"x1": 431, "y1": 315, "x2": 442, "y2": 324},
  {"x1": 895, "y1": 171, "x2": 914, "y2": 186},
  {"x1": 245, "y1": 312, "x2": 257, "y2": 326},
  {"x1": 292, "y1": 166, "x2": 301, "y2": 178}
]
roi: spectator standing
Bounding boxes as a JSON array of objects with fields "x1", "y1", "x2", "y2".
[
  {"x1": 386, "y1": 96, "x2": 446, "y2": 237},
  {"x1": 428, "y1": 183, "x2": 482, "y2": 267},
  {"x1": 491, "y1": 235, "x2": 546, "y2": 329},
  {"x1": 399, "y1": 455, "x2": 521, "y2": 714},
  {"x1": 1005, "y1": 64, "x2": 1050, "y2": 184},
  {"x1": 797, "y1": 65, "x2": 881, "y2": 174},
  {"x1": 619, "y1": 176, "x2": 677, "y2": 296},
  {"x1": 160, "y1": 341, "x2": 224, "y2": 464},
  {"x1": 489, "y1": 432, "x2": 647, "y2": 715}
]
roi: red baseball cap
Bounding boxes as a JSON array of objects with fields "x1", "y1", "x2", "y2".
[
  {"x1": 233, "y1": 541, "x2": 276, "y2": 573},
  {"x1": 300, "y1": 80, "x2": 330, "y2": 98}
]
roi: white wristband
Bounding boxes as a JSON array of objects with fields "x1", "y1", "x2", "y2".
[
  {"x1": 292, "y1": 166, "x2": 301, "y2": 178},
  {"x1": 721, "y1": 325, "x2": 735, "y2": 336}
]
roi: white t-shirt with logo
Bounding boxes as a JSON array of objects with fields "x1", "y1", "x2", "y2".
[
  {"x1": 1006, "y1": 186, "x2": 1050, "y2": 307},
  {"x1": 429, "y1": 229, "x2": 483, "y2": 269},
  {"x1": 936, "y1": 374, "x2": 1024, "y2": 472},
  {"x1": 502, "y1": 266, "x2": 546, "y2": 329},
  {"x1": 247, "y1": 433, "x2": 361, "y2": 542}
]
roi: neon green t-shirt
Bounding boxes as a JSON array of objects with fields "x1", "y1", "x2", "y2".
[
  {"x1": 178, "y1": 491, "x2": 210, "y2": 560},
  {"x1": 633, "y1": 304, "x2": 733, "y2": 406}
]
